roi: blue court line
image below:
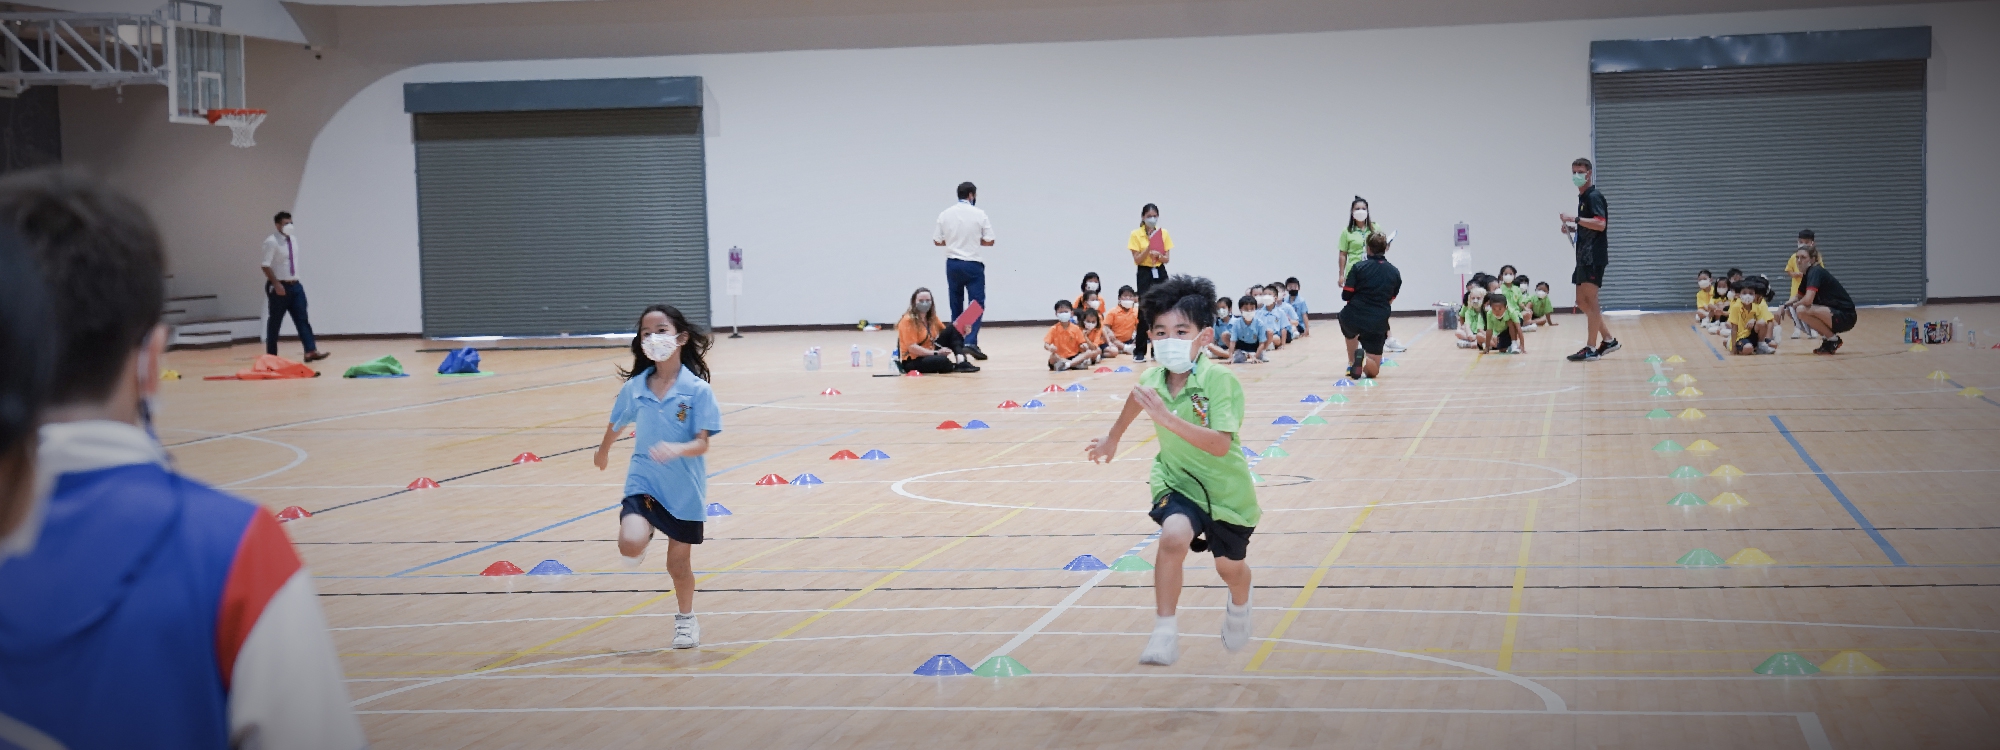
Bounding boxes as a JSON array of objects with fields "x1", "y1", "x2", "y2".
[
  {"x1": 1946, "y1": 379, "x2": 2000, "y2": 409},
  {"x1": 390, "y1": 428, "x2": 861, "y2": 576},
  {"x1": 1769, "y1": 415, "x2": 1906, "y2": 566},
  {"x1": 1690, "y1": 325, "x2": 1725, "y2": 361}
]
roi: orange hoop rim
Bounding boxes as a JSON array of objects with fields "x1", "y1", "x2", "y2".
[{"x1": 205, "y1": 108, "x2": 267, "y2": 124}]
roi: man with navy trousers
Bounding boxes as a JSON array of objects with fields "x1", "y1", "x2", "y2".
[{"x1": 261, "y1": 211, "x2": 329, "y2": 362}]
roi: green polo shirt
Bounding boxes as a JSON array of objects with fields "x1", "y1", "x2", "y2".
[
  {"x1": 1139, "y1": 358, "x2": 1260, "y2": 527},
  {"x1": 1484, "y1": 305, "x2": 1517, "y2": 331},
  {"x1": 1530, "y1": 295, "x2": 1554, "y2": 317},
  {"x1": 1461, "y1": 303, "x2": 1486, "y2": 333},
  {"x1": 1337, "y1": 224, "x2": 1383, "y2": 271}
]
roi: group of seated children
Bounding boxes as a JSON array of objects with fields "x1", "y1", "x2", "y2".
[
  {"x1": 1694, "y1": 268, "x2": 1785, "y2": 355},
  {"x1": 1453, "y1": 265, "x2": 1556, "y2": 353},
  {"x1": 1048, "y1": 273, "x2": 1310, "y2": 370}
]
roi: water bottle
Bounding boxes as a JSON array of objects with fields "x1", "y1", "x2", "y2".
[
  {"x1": 865, "y1": 349, "x2": 875, "y2": 368},
  {"x1": 851, "y1": 344, "x2": 862, "y2": 367},
  {"x1": 1952, "y1": 317, "x2": 1962, "y2": 344},
  {"x1": 804, "y1": 347, "x2": 821, "y2": 371}
]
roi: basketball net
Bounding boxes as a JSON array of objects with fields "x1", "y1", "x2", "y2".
[{"x1": 205, "y1": 108, "x2": 267, "y2": 148}]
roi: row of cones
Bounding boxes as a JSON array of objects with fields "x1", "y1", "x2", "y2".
[
  {"x1": 914, "y1": 654, "x2": 1032, "y2": 677},
  {"x1": 1063, "y1": 553, "x2": 1155, "y2": 571},
  {"x1": 936, "y1": 420, "x2": 991, "y2": 429},
  {"x1": 1645, "y1": 408, "x2": 1705, "y2": 419},
  {"x1": 1270, "y1": 415, "x2": 1330, "y2": 425},
  {"x1": 1668, "y1": 464, "x2": 1745, "y2": 479},
  {"x1": 1651, "y1": 439, "x2": 1721, "y2": 453},
  {"x1": 756, "y1": 473, "x2": 823, "y2": 486},
  {"x1": 828, "y1": 449, "x2": 892, "y2": 460},
  {"x1": 1667, "y1": 491, "x2": 1746, "y2": 507},
  {"x1": 1644, "y1": 354, "x2": 1686, "y2": 363},
  {"x1": 1676, "y1": 547, "x2": 1775, "y2": 566},
  {"x1": 996, "y1": 399, "x2": 1046, "y2": 408},
  {"x1": 1300, "y1": 394, "x2": 1351, "y2": 404}
]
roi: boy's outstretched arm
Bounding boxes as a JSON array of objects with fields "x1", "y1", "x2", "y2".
[{"x1": 1084, "y1": 387, "x2": 1149, "y2": 463}]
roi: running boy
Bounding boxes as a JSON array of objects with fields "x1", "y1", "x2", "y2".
[
  {"x1": 1045, "y1": 299, "x2": 1096, "y2": 371},
  {"x1": 595, "y1": 304, "x2": 721, "y2": 649},
  {"x1": 1084, "y1": 275, "x2": 1257, "y2": 666}
]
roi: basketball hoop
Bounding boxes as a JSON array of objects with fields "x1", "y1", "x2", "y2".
[{"x1": 204, "y1": 108, "x2": 267, "y2": 148}]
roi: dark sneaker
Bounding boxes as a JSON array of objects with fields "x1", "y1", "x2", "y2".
[
  {"x1": 1566, "y1": 346, "x2": 1599, "y2": 362},
  {"x1": 304, "y1": 350, "x2": 331, "y2": 362},
  {"x1": 954, "y1": 361, "x2": 981, "y2": 373},
  {"x1": 1349, "y1": 347, "x2": 1366, "y2": 380},
  {"x1": 1594, "y1": 338, "x2": 1621, "y2": 356},
  {"x1": 1813, "y1": 340, "x2": 1837, "y2": 355},
  {"x1": 965, "y1": 345, "x2": 988, "y2": 361},
  {"x1": 1826, "y1": 336, "x2": 1842, "y2": 354}
]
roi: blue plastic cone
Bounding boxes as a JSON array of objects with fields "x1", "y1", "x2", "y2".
[
  {"x1": 913, "y1": 654, "x2": 974, "y2": 676},
  {"x1": 706, "y1": 502, "x2": 733, "y2": 516},
  {"x1": 1334, "y1": 378, "x2": 1355, "y2": 387},
  {"x1": 861, "y1": 449, "x2": 891, "y2": 460},
  {"x1": 1302, "y1": 394, "x2": 1324, "y2": 403},
  {"x1": 1241, "y1": 446, "x2": 1258, "y2": 458},
  {"x1": 963, "y1": 420, "x2": 991, "y2": 429},
  {"x1": 1272, "y1": 415, "x2": 1299, "y2": 425},
  {"x1": 1114, "y1": 366, "x2": 1133, "y2": 373},
  {"x1": 789, "y1": 473, "x2": 824, "y2": 485},
  {"x1": 1023, "y1": 399, "x2": 1046, "y2": 408},
  {"x1": 1063, "y1": 554, "x2": 1109, "y2": 571},
  {"x1": 1065, "y1": 383, "x2": 1088, "y2": 392},
  {"x1": 526, "y1": 559, "x2": 572, "y2": 576}
]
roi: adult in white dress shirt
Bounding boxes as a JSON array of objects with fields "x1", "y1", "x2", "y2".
[
  {"x1": 260, "y1": 211, "x2": 327, "y2": 362},
  {"x1": 932, "y1": 182, "x2": 993, "y2": 360}
]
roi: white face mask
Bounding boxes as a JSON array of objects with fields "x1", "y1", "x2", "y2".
[
  {"x1": 1058, "y1": 312, "x2": 1074, "y2": 324},
  {"x1": 1143, "y1": 216, "x2": 1159, "y2": 228},
  {"x1": 1152, "y1": 336, "x2": 1196, "y2": 374},
  {"x1": 1119, "y1": 299, "x2": 1135, "y2": 309},
  {"x1": 1084, "y1": 322, "x2": 1097, "y2": 331},
  {"x1": 1217, "y1": 309, "x2": 1230, "y2": 319},
  {"x1": 1469, "y1": 289, "x2": 1486, "y2": 300},
  {"x1": 280, "y1": 223, "x2": 295, "y2": 237},
  {"x1": 1352, "y1": 209, "x2": 1368, "y2": 223},
  {"x1": 1535, "y1": 290, "x2": 1548, "y2": 298},
  {"x1": 641, "y1": 332, "x2": 679, "y2": 361},
  {"x1": 1257, "y1": 295, "x2": 1274, "y2": 307},
  {"x1": 1698, "y1": 279, "x2": 1711, "y2": 288},
  {"x1": 915, "y1": 300, "x2": 932, "y2": 313},
  {"x1": 1727, "y1": 291, "x2": 1739, "y2": 300},
  {"x1": 1085, "y1": 282, "x2": 1099, "y2": 292},
  {"x1": 1501, "y1": 275, "x2": 1515, "y2": 284}
]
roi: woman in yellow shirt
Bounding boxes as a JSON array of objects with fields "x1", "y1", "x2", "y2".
[{"x1": 1126, "y1": 203, "x2": 1172, "y2": 361}]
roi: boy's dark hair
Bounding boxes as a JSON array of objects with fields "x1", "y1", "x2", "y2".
[
  {"x1": 1697, "y1": 269, "x2": 1712, "y2": 278},
  {"x1": 1117, "y1": 285, "x2": 1137, "y2": 297},
  {"x1": 273, "y1": 210, "x2": 291, "y2": 224},
  {"x1": 1515, "y1": 274, "x2": 1530, "y2": 286},
  {"x1": 1535, "y1": 281, "x2": 1551, "y2": 289},
  {"x1": 1798, "y1": 229, "x2": 1815, "y2": 240},
  {"x1": 956, "y1": 182, "x2": 977, "y2": 200},
  {"x1": 1726, "y1": 267, "x2": 1743, "y2": 279},
  {"x1": 1365, "y1": 233, "x2": 1390, "y2": 255},
  {"x1": 0, "y1": 169, "x2": 165, "y2": 406},
  {"x1": 1216, "y1": 296, "x2": 1233, "y2": 309},
  {"x1": 1139, "y1": 275, "x2": 1217, "y2": 331},
  {"x1": 1078, "y1": 307, "x2": 1101, "y2": 324},
  {"x1": 1053, "y1": 299, "x2": 1073, "y2": 312},
  {"x1": 1285, "y1": 277, "x2": 1301, "y2": 287},
  {"x1": 1572, "y1": 157, "x2": 1593, "y2": 171},
  {"x1": 1237, "y1": 294, "x2": 1257, "y2": 310},
  {"x1": 617, "y1": 304, "x2": 712, "y2": 383},
  {"x1": 0, "y1": 227, "x2": 53, "y2": 456}
]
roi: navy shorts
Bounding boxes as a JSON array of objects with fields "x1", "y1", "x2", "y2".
[
  {"x1": 1149, "y1": 491, "x2": 1255, "y2": 560},
  {"x1": 621, "y1": 493, "x2": 704, "y2": 544}
]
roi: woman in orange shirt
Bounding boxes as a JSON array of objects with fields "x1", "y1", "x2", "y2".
[
  {"x1": 1126, "y1": 203, "x2": 1171, "y2": 361},
  {"x1": 896, "y1": 287, "x2": 979, "y2": 374}
]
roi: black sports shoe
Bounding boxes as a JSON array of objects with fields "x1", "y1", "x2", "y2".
[
  {"x1": 965, "y1": 345, "x2": 988, "y2": 361},
  {"x1": 1594, "y1": 338, "x2": 1621, "y2": 356},
  {"x1": 1349, "y1": 347, "x2": 1366, "y2": 380},
  {"x1": 1566, "y1": 346, "x2": 1600, "y2": 362},
  {"x1": 954, "y1": 361, "x2": 981, "y2": 373},
  {"x1": 1813, "y1": 339, "x2": 1837, "y2": 355}
]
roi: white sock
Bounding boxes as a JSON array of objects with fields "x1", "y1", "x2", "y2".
[
  {"x1": 1155, "y1": 615, "x2": 1177, "y2": 632},
  {"x1": 620, "y1": 553, "x2": 646, "y2": 569}
]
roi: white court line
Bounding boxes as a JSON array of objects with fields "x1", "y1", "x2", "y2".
[
  {"x1": 162, "y1": 427, "x2": 312, "y2": 488},
  {"x1": 977, "y1": 532, "x2": 1161, "y2": 665},
  {"x1": 165, "y1": 373, "x2": 609, "y2": 448}
]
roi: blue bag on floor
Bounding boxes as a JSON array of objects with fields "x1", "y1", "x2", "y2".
[{"x1": 438, "y1": 347, "x2": 481, "y2": 374}]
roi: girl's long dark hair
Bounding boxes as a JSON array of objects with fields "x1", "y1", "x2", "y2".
[
  {"x1": 1346, "y1": 196, "x2": 1373, "y2": 232},
  {"x1": 1079, "y1": 272, "x2": 1101, "y2": 294},
  {"x1": 618, "y1": 304, "x2": 712, "y2": 382}
]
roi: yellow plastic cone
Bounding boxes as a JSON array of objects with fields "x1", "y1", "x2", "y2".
[
  {"x1": 1962, "y1": 387, "x2": 1986, "y2": 399},
  {"x1": 1677, "y1": 387, "x2": 1703, "y2": 397},
  {"x1": 1710, "y1": 464, "x2": 1745, "y2": 478},
  {"x1": 1665, "y1": 355, "x2": 1686, "y2": 363},
  {"x1": 1677, "y1": 408, "x2": 1705, "y2": 420},
  {"x1": 1687, "y1": 439, "x2": 1720, "y2": 452},
  {"x1": 1819, "y1": 650, "x2": 1885, "y2": 675},
  {"x1": 1674, "y1": 374, "x2": 1698, "y2": 385},
  {"x1": 1926, "y1": 370, "x2": 1950, "y2": 381},
  {"x1": 1726, "y1": 548, "x2": 1775, "y2": 565},
  {"x1": 160, "y1": 369, "x2": 181, "y2": 381},
  {"x1": 1709, "y1": 492, "x2": 1747, "y2": 507},
  {"x1": 1910, "y1": 343, "x2": 1928, "y2": 352}
]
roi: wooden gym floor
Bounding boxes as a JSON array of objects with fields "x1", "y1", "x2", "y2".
[{"x1": 157, "y1": 306, "x2": 2000, "y2": 749}]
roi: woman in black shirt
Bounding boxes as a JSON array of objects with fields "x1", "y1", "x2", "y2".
[
  {"x1": 1339, "y1": 233, "x2": 1402, "y2": 379},
  {"x1": 1782, "y1": 245, "x2": 1854, "y2": 355}
]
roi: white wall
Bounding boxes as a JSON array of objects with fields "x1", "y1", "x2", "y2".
[{"x1": 291, "y1": 1, "x2": 2000, "y2": 334}]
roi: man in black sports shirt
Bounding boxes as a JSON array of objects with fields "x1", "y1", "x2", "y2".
[
  {"x1": 1561, "y1": 158, "x2": 1619, "y2": 361},
  {"x1": 1339, "y1": 232, "x2": 1401, "y2": 380}
]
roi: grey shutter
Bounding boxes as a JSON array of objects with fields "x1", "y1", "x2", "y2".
[
  {"x1": 413, "y1": 107, "x2": 708, "y2": 337},
  {"x1": 1590, "y1": 60, "x2": 1925, "y2": 309}
]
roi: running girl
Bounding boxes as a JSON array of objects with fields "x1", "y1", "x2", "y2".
[{"x1": 594, "y1": 304, "x2": 721, "y2": 649}]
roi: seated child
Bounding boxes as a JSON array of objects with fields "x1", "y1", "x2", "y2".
[
  {"x1": 1232, "y1": 294, "x2": 1271, "y2": 363},
  {"x1": 1529, "y1": 281, "x2": 1556, "y2": 326},
  {"x1": 1284, "y1": 277, "x2": 1310, "y2": 336},
  {"x1": 1730, "y1": 278, "x2": 1777, "y2": 355},
  {"x1": 1483, "y1": 292, "x2": 1524, "y2": 354},
  {"x1": 1080, "y1": 307, "x2": 1112, "y2": 358},
  {"x1": 1250, "y1": 293, "x2": 1285, "y2": 350},
  {"x1": 1718, "y1": 280, "x2": 1745, "y2": 340},
  {"x1": 1694, "y1": 270, "x2": 1718, "y2": 329},
  {"x1": 1045, "y1": 300, "x2": 1096, "y2": 371},
  {"x1": 1455, "y1": 283, "x2": 1488, "y2": 348},
  {"x1": 1263, "y1": 285, "x2": 1300, "y2": 342},
  {"x1": 1511, "y1": 274, "x2": 1536, "y2": 330},
  {"x1": 1105, "y1": 285, "x2": 1140, "y2": 355},
  {"x1": 1208, "y1": 297, "x2": 1237, "y2": 360}
]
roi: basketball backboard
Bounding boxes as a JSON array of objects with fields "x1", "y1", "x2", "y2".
[{"x1": 164, "y1": 0, "x2": 245, "y2": 124}]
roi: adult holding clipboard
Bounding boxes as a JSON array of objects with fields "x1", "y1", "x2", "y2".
[{"x1": 1127, "y1": 203, "x2": 1171, "y2": 361}]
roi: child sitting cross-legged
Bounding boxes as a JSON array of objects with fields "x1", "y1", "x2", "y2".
[{"x1": 1045, "y1": 299, "x2": 1097, "y2": 371}]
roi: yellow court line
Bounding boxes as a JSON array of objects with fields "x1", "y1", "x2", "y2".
[
  {"x1": 1461, "y1": 352, "x2": 1484, "y2": 377},
  {"x1": 1495, "y1": 497, "x2": 1540, "y2": 672},
  {"x1": 1535, "y1": 392, "x2": 1558, "y2": 459},
  {"x1": 476, "y1": 503, "x2": 887, "y2": 671},
  {"x1": 981, "y1": 408, "x2": 1107, "y2": 464},
  {"x1": 1244, "y1": 499, "x2": 1385, "y2": 671},
  {"x1": 1400, "y1": 396, "x2": 1452, "y2": 459},
  {"x1": 702, "y1": 505, "x2": 1033, "y2": 671},
  {"x1": 1114, "y1": 434, "x2": 1159, "y2": 461}
]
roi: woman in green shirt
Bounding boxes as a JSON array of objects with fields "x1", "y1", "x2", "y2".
[{"x1": 1337, "y1": 196, "x2": 1383, "y2": 284}]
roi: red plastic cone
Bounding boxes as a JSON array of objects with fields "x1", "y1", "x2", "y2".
[
  {"x1": 512, "y1": 452, "x2": 540, "y2": 464},
  {"x1": 755, "y1": 473, "x2": 789, "y2": 486},
  {"x1": 904, "y1": 371, "x2": 924, "y2": 377},
  {"x1": 937, "y1": 420, "x2": 962, "y2": 430},
  {"x1": 997, "y1": 400, "x2": 1020, "y2": 408},
  {"x1": 1093, "y1": 367, "x2": 1112, "y2": 373},
  {"x1": 1042, "y1": 384, "x2": 1062, "y2": 392},
  {"x1": 407, "y1": 477, "x2": 440, "y2": 489},
  {"x1": 276, "y1": 505, "x2": 311, "y2": 521},
  {"x1": 480, "y1": 561, "x2": 524, "y2": 576},
  {"x1": 829, "y1": 449, "x2": 861, "y2": 460},
  {"x1": 821, "y1": 388, "x2": 842, "y2": 395}
]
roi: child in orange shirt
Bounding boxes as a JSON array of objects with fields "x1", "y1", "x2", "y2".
[
  {"x1": 1046, "y1": 299, "x2": 1096, "y2": 371},
  {"x1": 1103, "y1": 285, "x2": 1140, "y2": 356},
  {"x1": 1080, "y1": 307, "x2": 1112, "y2": 358}
]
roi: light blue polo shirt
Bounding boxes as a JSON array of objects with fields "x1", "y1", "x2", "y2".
[
  {"x1": 1288, "y1": 297, "x2": 1310, "y2": 320},
  {"x1": 1227, "y1": 315, "x2": 1266, "y2": 347},
  {"x1": 609, "y1": 365, "x2": 723, "y2": 522},
  {"x1": 1251, "y1": 309, "x2": 1281, "y2": 339}
]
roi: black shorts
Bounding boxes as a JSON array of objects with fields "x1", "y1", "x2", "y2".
[
  {"x1": 1572, "y1": 263, "x2": 1606, "y2": 287},
  {"x1": 1339, "y1": 319, "x2": 1386, "y2": 355},
  {"x1": 1496, "y1": 330, "x2": 1513, "y2": 350},
  {"x1": 1830, "y1": 309, "x2": 1856, "y2": 334},
  {"x1": 1149, "y1": 491, "x2": 1255, "y2": 561},
  {"x1": 1233, "y1": 340, "x2": 1261, "y2": 353},
  {"x1": 621, "y1": 493, "x2": 704, "y2": 544}
]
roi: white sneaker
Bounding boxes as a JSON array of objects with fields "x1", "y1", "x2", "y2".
[
  {"x1": 1521, "y1": 323, "x2": 1537, "y2": 331},
  {"x1": 1384, "y1": 338, "x2": 1407, "y2": 353},
  {"x1": 1232, "y1": 351, "x2": 1247, "y2": 364},
  {"x1": 673, "y1": 614, "x2": 699, "y2": 649},
  {"x1": 1456, "y1": 340, "x2": 1473, "y2": 349},
  {"x1": 1755, "y1": 342, "x2": 1775, "y2": 355},
  {"x1": 1054, "y1": 359, "x2": 1070, "y2": 372},
  {"x1": 1790, "y1": 327, "x2": 1802, "y2": 340},
  {"x1": 1508, "y1": 343, "x2": 1523, "y2": 354},
  {"x1": 1139, "y1": 617, "x2": 1178, "y2": 665},
  {"x1": 1221, "y1": 596, "x2": 1253, "y2": 652}
]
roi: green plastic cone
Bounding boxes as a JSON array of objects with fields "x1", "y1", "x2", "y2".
[
  {"x1": 1382, "y1": 360, "x2": 1400, "y2": 367},
  {"x1": 1676, "y1": 548, "x2": 1725, "y2": 567},
  {"x1": 1646, "y1": 355, "x2": 1662, "y2": 363},
  {"x1": 1260, "y1": 446, "x2": 1290, "y2": 458},
  {"x1": 1651, "y1": 387, "x2": 1674, "y2": 397},
  {"x1": 1358, "y1": 378, "x2": 1377, "y2": 387},
  {"x1": 1326, "y1": 394, "x2": 1349, "y2": 404},
  {"x1": 1111, "y1": 554, "x2": 1154, "y2": 571},
  {"x1": 1653, "y1": 440, "x2": 1684, "y2": 452},
  {"x1": 1646, "y1": 409, "x2": 1672, "y2": 419},
  {"x1": 1301, "y1": 415, "x2": 1328, "y2": 425},
  {"x1": 1753, "y1": 652, "x2": 1820, "y2": 676},
  {"x1": 1667, "y1": 492, "x2": 1706, "y2": 506},
  {"x1": 1669, "y1": 466, "x2": 1702, "y2": 479},
  {"x1": 1648, "y1": 375, "x2": 1669, "y2": 384},
  {"x1": 974, "y1": 655, "x2": 1032, "y2": 677},
  {"x1": 1251, "y1": 472, "x2": 1264, "y2": 484}
]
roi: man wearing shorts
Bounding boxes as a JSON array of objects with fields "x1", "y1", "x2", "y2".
[
  {"x1": 1783, "y1": 244, "x2": 1855, "y2": 354},
  {"x1": 1562, "y1": 158, "x2": 1620, "y2": 361},
  {"x1": 1339, "y1": 231, "x2": 1401, "y2": 379}
]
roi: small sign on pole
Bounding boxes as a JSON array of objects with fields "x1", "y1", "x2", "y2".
[
  {"x1": 726, "y1": 246, "x2": 744, "y2": 339},
  {"x1": 1451, "y1": 222, "x2": 1471, "y2": 280}
]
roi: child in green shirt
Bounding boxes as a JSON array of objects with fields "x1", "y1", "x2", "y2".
[
  {"x1": 1085, "y1": 274, "x2": 1259, "y2": 667},
  {"x1": 1483, "y1": 294, "x2": 1524, "y2": 354},
  {"x1": 1529, "y1": 281, "x2": 1557, "y2": 327}
]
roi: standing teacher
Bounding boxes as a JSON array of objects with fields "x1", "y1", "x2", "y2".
[
  {"x1": 933, "y1": 182, "x2": 992, "y2": 360},
  {"x1": 1561, "y1": 158, "x2": 1619, "y2": 362},
  {"x1": 261, "y1": 211, "x2": 329, "y2": 362},
  {"x1": 1126, "y1": 203, "x2": 1171, "y2": 362}
]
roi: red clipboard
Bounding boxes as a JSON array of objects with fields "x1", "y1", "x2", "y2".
[{"x1": 953, "y1": 300, "x2": 983, "y2": 335}]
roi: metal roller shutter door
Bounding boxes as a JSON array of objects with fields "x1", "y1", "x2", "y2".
[
  {"x1": 1591, "y1": 60, "x2": 1925, "y2": 310},
  {"x1": 414, "y1": 107, "x2": 708, "y2": 337}
]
